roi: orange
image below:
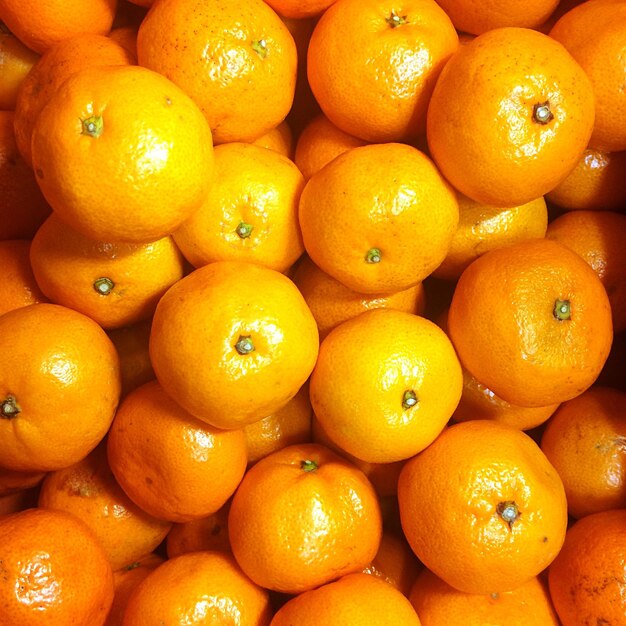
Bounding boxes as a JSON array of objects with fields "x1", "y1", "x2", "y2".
[
  {"x1": 0, "y1": 303, "x2": 120, "y2": 472},
  {"x1": 137, "y1": 0, "x2": 297, "y2": 144},
  {"x1": 107, "y1": 26, "x2": 139, "y2": 60},
  {"x1": 293, "y1": 112, "x2": 369, "y2": 180},
  {"x1": 0, "y1": 486, "x2": 40, "y2": 516},
  {"x1": 409, "y1": 569, "x2": 560, "y2": 625},
  {"x1": 38, "y1": 443, "x2": 172, "y2": 571},
  {"x1": 0, "y1": 467, "x2": 45, "y2": 497},
  {"x1": 122, "y1": 551, "x2": 272, "y2": 625},
  {"x1": 166, "y1": 500, "x2": 232, "y2": 558},
  {"x1": 545, "y1": 147, "x2": 626, "y2": 211},
  {"x1": 307, "y1": 0, "x2": 457, "y2": 142},
  {"x1": 298, "y1": 142, "x2": 459, "y2": 294},
  {"x1": 0, "y1": 23, "x2": 39, "y2": 110},
  {"x1": 363, "y1": 531, "x2": 423, "y2": 597},
  {"x1": 427, "y1": 27, "x2": 595, "y2": 207},
  {"x1": 540, "y1": 386, "x2": 626, "y2": 519},
  {"x1": 545, "y1": 209, "x2": 626, "y2": 333},
  {"x1": 398, "y1": 420, "x2": 568, "y2": 594},
  {"x1": 104, "y1": 554, "x2": 164, "y2": 626},
  {"x1": 228, "y1": 442, "x2": 382, "y2": 594},
  {"x1": 264, "y1": 0, "x2": 337, "y2": 19},
  {"x1": 106, "y1": 319, "x2": 155, "y2": 398},
  {"x1": 270, "y1": 572, "x2": 422, "y2": 625},
  {"x1": 0, "y1": 239, "x2": 47, "y2": 317},
  {"x1": 149, "y1": 261, "x2": 319, "y2": 430},
  {"x1": 597, "y1": 326, "x2": 626, "y2": 393},
  {"x1": 0, "y1": 507, "x2": 114, "y2": 625},
  {"x1": 432, "y1": 194, "x2": 549, "y2": 281},
  {"x1": 30, "y1": 64, "x2": 214, "y2": 244},
  {"x1": 0, "y1": 0, "x2": 117, "y2": 54},
  {"x1": 433, "y1": 0, "x2": 559, "y2": 34},
  {"x1": 549, "y1": 0, "x2": 626, "y2": 152},
  {"x1": 172, "y1": 142, "x2": 305, "y2": 273},
  {"x1": 251, "y1": 120, "x2": 294, "y2": 158},
  {"x1": 13, "y1": 33, "x2": 134, "y2": 168},
  {"x1": 310, "y1": 309, "x2": 463, "y2": 463},
  {"x1": 292, "y1": 255, "x2": 426, "y2": 341},
  {"x1": 0, "y1": 110, "x2": 50, "y2": 240},
  {"x1": 107, "y1": 380, "x2": 247, "y2": 523},
  {"x1": 447, "y1": 238, "x2": 613, "y2": 408},
  {"x1": 244, "y1": 383, "x2": 312, "y2": 465},
  {"x1": 30, "y1": 214, "x2": 186, "y2": 329},
  {"x1": 548, "y1": 509, "x2": 626, "y2": 626}
]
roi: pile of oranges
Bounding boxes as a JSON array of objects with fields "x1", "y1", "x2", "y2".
[{"x1": 1, "y1": 0, "x2": 626, "y2": 624}]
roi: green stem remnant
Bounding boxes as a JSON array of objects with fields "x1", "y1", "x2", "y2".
[
  {"x1": 553, "y1": 298, "x2": 571, "y2": 321},
  {"x1": 532, "y1": 101, "x2": 554, "y2": 125},
  {"x1": 236, "y1": 222, "x2": 253, "y2": 239},
  {"x1": 300, "y1": 459, "x2": 318, "y2": 473},
  {"x1": 497, "y1": 500, "x2": 520, "y2": 529},
  {"x1": 386, "y1": 11, "x2": 408, "y2": 27},
  {"x1": 81, "y1": 114, "x2": 103, "y2": 138},
  {"x1": 252, "y1": 39, "x2": 268, "y2": 59},
  {"x1": 365, "y1": 248, "x2": 381, "y2": 264},
  {"x1": 235, "y1": 335, "x2": 255, "y2": 355},
  {"x1": 93, "y1": 277, "x2": 114, "y2": 295},
  {"x1": 1, "y1": 395, "x2": 20, "y2": 419},
  {"x1": 402, "y1": 389, "x2": 418, "y2": 409}
]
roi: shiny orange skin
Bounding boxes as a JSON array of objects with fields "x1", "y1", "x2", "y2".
[
  {"x1": 270, "y1": 572, "x2": 422, "y2": 625},
  {"x1": 30, "y1": 214, "x2": 185, "y2": 329},
  {"x1": 107, "y1": 380, "x2": 247, "y2": 523},
  {"x1": 0, "y1": 508, "x2": 115, "y2": 625},
  {"x1": 310, "y1": 309, "x2": 463, "y2": 464},
  {"x1": 549, "y1": 0, "x2": 626, "y2": 152},
  {"x1": 0, "y1": 239, "x2": 47, "y2": 317},
  {"x1": 31, "y1": 64, "x2": 214, "y2": 244},
  {"x1": 294, "y1": 113, "x2": 369, "y2": 180},
  {"x1": 149, "y1": 261, "x2": 319, "y2": 430},
  {"x1": 548, "y1": 509, "x2": 626, "y2": 626},
  {"x1": 434, "y1": 0, "x2": 559, "y2": 34},
  {"x1": 0, "y1": 110, "x2": 50, "y2": 240},
  {"x1": 251, "y1": 120, "x2": 294, "y2": 158},
  {"x1": 0, "y1": 24, "x2": 39, "y2": 110},
  {"x1": 13, "y1": 33, "x2": 134, "y2": 168},
  {"x1": 448, "y1": 238, "x2": 613, "y2": 408},
  {"x1": 173, "y1": 142, "x2": 305, "y2": 273},
  {"x1": 0, "y1": 303, "x2": 121, "y2": 472},
  {"x1": 540, "y1": 387, "x2": 626, "y2": 519},
  {"x1": 546, "y1": 147, "x2": 626, "y2": 211},
  {"x1": 409, "y1": 569, "x2": 560, "y2": 625},
  {"x1": 0, "y1": 0, "x2": 117, "y2": 54},
  {"x1": 432, "y1": 194, "x2": 548, "y2": 280},
  {"x1": 122, "y1": 551, "x2": 272, "y2": 626},
  {"x1": 292, "y1": 255, "x2": 426, "y2": 341},
  {"x1": 137, "y1": 0, "x2": 297, "y2": 144},
  {"x1": 546, "y1": 209, "x2": 626, "y2": 334},
  {"x1": 307, "y1": 0, "x2": 458, "y2": 143},
  {"x1": 38, "y1": 444, "x2": 172, "y2": 571},
  {"x1": 427, "y1": 27, "x2": 595, "y2": 207},
  {"x1": 228, "y1": 443, "x2": 383, "y2": 594},
  {"x1": 398, "y1": 420, "x2": 568, "y2": 594},
  {"x1": 299, "y1": 142, "x2": 459, "y2": 294}
]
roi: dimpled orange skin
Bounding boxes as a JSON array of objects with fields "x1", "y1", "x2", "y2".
[
  {"x1": 298, "y1": 143, "x2": 459, "y2": 295},
  {"x1": 409, "y1": 569, "x2": 560, "y2": 625},
  {"x1": 548, "y1": 509, "x2": 626, "y2": 626},
  {"x1": 30, "y1": 64, "x2": 214, "y2": 244},
  {"x1": 0, "y1": 303, "x2": 121, "y2": 473},
  {"x1": 447, "y1": 238, "x2": 613, "y2": 408},
  {"x1": 228, "y1": 443, "x2": 383, "y2": 594},
  {"x1": 37, "y1": 444, "x2": 173, "y2": 571},
  {"x1": 172, "y1": 142, "x2": 305, "y2": 273},
  {"x1": 307, "y1": 0, "x2": 458, "y2": 143},
  {"x1": 0, "y1": 508, "x2": 115, "y2": 626},
  {"x1": 549, "y1": 0, "x2": 626, "y2": 153},
  {"x1": 149, "y1": 261, "x2": 319, "y2": 430},
  {"x1": 398, "y1": 420, "x2": 568, "y2": 594},
  {"x1": 427, "y1": 27, "x2": 595, "y2": 207},
  {"x1": 107, "y1": 380, "x2": 248, "y2": 523},
  {"x1": 29, "y1": 214, "x2": 185, "y2": 330},
  {"x1": 310, "y1": 309, "x2": 463, "y2": 464},
  {"x1": 137, "y1": 0, "x2": 297, "y2": 144}
]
